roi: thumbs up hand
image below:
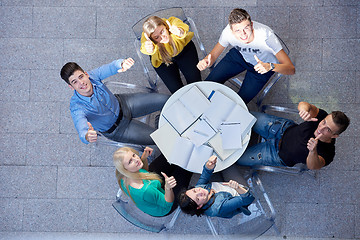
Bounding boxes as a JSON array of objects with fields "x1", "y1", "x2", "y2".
[
  {"x1": 166, "y1": 20, "x2": 183, "y2": 37},
  {"x1": 197, "y1": 54, "x2": 212, "y2": 71},
  {"x1": 161, "y1": 172, "x2": 177, "y2": 190},
  {"x1": 144, "y1": 32, "x2": 155, "y2": 54},
  {"x1": 253, "y1": 55, "x2": 272, "y2": 74},
  {"x1": 85, "y1": 122, "x2": 97, "y2": 143}
]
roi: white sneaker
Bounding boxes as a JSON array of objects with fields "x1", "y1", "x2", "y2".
[{"x1": 238, "y1": 203, "x2": 263, "y2": 224}]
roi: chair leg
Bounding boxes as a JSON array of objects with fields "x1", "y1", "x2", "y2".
[
  {"x1": 164, "y1": 207, "x2": 182, "y2": 230},
  {"x1": 206, "y1": 216, "x2": 218, "y2": 236}
]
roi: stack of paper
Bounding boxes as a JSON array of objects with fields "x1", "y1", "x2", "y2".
[{"x1": 162, "y1": 86, "x2": 210, "y2": 134}]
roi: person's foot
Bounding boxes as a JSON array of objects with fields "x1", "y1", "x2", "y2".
[{"x1": 239, "y1": 203, "x2": 263, "y2": 224}]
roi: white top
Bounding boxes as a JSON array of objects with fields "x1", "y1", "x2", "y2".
[
  {"x1": 219, "y1": 21, "x2": 282, "y2": 66},
  {"x1": 211, "y1": 182, "x2": 239, "y2": 196}
]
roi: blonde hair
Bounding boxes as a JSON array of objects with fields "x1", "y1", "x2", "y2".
[
  {"x1": 113, "y1": 147, "x2": 163, "y2": 203},
  {"x1": 143, "y1": 16, "x2": 178, "y2": 65}
]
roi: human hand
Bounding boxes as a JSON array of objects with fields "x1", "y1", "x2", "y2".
[
  {"x1": 206, "y1": 155, "x2": 217, "y2": 170},
  {"x1": 141, "y1": 146, "x2": 153, "y2": 159},
  {"x1": 299, "y1": 110, "x2": 318, "y2": 122},
  {"x1": 118, "y1": 58, "x2": 135, "y2": 73},
  {"x1": 254, "y1": 55, "x2": 272, "y2": 74},
  {"x1": 85, "y1": 122, "x2": 97, "y2": 143},
  {"x1": 222, "y1": 180, "x2": 248, "y2": 194},
  {"x1": 162, "y1": 172, "x2": 177, "y2": 190},
  {"x1": 197, "y1": 54, "x2": 211, "y2": 71},
  {"x1": 166, "y1": 20, "x2": 183, "y2": 37},
  {"x1": 307, "y1": 134, "x2": 322, "y2": 152},
  {"x1": 144, "y1": 33, "x2": 155, "y2": 53}
]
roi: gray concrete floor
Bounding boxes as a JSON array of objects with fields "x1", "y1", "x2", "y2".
[{"x1": 0, "y1": 0, "x2": 359, "y2": 239}]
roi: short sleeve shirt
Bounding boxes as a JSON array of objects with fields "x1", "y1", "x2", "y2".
[{"x1": 218, "y1": 21, "x2": 282, "y2": 66}]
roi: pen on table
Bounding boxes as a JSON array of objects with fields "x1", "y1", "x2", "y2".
[
  {"x1": 208, "y1": 90, "x2": 215, "y2": 100},
  {"x1": 221, "y1": 122, "x2": 241, "y2": 125},
  {"x1": 194, "y1": 130, "x2": 209, "y2": 137}
]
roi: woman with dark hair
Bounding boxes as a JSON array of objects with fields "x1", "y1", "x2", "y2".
[{"x1": 178, "y1": 156, "x2": 255, "y2": 218}]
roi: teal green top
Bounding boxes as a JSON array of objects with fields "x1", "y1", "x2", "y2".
[{"x1": 120, "y1": 169, "x2": 173, "y2": 217}]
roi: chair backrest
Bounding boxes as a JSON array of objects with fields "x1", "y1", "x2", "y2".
[
  {"x1": 95, "y1": 134, "x2": 145, "y2": 153},
  {"x1": 205, "y1": 171, "x2": 277, "y2": 237},
  {"x1": 132, "y1": 7, "x2": 187, "y2": 40},
  {"x1": 112, "y1": 188, "x2": 181, "y2": 233}
]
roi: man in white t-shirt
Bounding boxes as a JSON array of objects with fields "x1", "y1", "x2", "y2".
[{"x1": 197, "y1": 8, "x2": 295, "y2": 103}]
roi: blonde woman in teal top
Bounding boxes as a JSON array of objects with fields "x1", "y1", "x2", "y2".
[{"x1": 114, "y1": 146, "x2": 192, "y2": 217}]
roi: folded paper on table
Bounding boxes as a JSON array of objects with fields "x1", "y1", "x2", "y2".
[
  {"x1": 151, "y1": 123, "x2": 214, "y2": 172},
  {"x1": 225, "y1": 105, "x2": 257, "y2": 141},
  {"x1": 169, "y1": 136, "x2": 213, "y2": 172},
  {"x1": 162, "y1": 86, "x2": 210, "y2": 134},
  {"x1": 220, "y1": 122, "x2": 242, "y2": 150},
  {"x1": 208, "y1": 132, "x2": 251, "y2": 161},
  {"x1": 150, "y1": 123, "x2": 179, "y2": 160},
  {"x1": 202, "y1": 90, "x2": 236, "y2": 129},
  {"x1": 182, "y1": 118, "x2": 217, "y2": 147}
]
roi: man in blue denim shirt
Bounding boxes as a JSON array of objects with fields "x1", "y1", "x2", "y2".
[
  {"x1": 60, "y1": 59, "x2": 169, "y2": 145},
  {"x1": 179, "y1": 156, "x2": 255, "y2": 218}
]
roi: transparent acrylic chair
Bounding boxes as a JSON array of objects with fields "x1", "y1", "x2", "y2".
[
  {"x1": 250, "y1": 105, "x2": 317, "y2": 178},
  {"x1": 205, "y1": 167, "x2": 277, "y2": 237},
  {"x1": 112, "y1": 188, "x2": 182, "y2": 233},
  {"x1": 228, "y1": 33, "x2": 290, "y2": 108},
  {"x1": 132, "y1": 7, "x2": 208, "y2": 92}
]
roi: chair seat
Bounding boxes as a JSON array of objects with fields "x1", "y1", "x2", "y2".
[{"x1": 112, "y1": 189, "x2": 181, "y2": 233}]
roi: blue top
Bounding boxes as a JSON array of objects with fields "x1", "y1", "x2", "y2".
[
  {"x1": 70, "y1": 59, "x2": 124, "y2": 144},
  {"x1": 196, "y1": 165, "x2": 255, "y2": 218}
]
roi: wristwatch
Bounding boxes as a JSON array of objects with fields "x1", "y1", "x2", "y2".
[{"x1": 269, "y1": 62, "x2": 275, "y2": 71}]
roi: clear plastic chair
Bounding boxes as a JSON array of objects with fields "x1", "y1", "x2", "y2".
[
  {"x1": 205, "y1": 170, "x2": 277, "y2": 237},
  {"x1": 95, "y1": 133, "x2": 145, "y2": 153},
  {"x1": 228, "y1": 33, "x2": 290, "y2": 108},
  {"x1": 132, "y1": 7, "x2": 208, "y2": 92},
  {"x1": 250, "y1": 105, "x2": 317, "y2": 178},
  {"x1": 112, "y1": 188, "x2": 182, "y2": 233}
]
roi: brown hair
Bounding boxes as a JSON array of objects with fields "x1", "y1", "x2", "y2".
[
  {"x1": 228, "y1": 8, "x2": 252, "y2": 28},
  {"x1": 331, "y1": 111, "x2": 350, "y2": 135}
]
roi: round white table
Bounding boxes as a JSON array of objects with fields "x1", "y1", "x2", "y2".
[{"x1": 158, "y1": 81, "x2": 252, "y2": 173}]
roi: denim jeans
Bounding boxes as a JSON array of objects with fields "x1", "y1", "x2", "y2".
[
  {"x1": 102, "y1": 93, "x2": 169, "y2": 145},
  {"x1": 206, "y1": 47, "x2": 274, "y2": 104},
  {"x1": 236, "y1": 111, "x2": 295, "y2": 167}
]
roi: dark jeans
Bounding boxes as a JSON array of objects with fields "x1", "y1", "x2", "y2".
[
  {"x1": 206, "y1": 47, "x2": 274, "y2": 104},
  {"x1": 149, "y1": 154, "x2": 193, "y2": 214},
  {"x1": 153, "y1": 40, "x2": 201, "y2": 93},
  {"x1": 102, "y1": 93, "x2": 169, "y2": 145}
]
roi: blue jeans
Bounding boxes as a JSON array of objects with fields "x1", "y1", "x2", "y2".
[
  {"x1": 206, "y1": 47, "x2": 274, "y2": 104},
  {"x1": 102, "y1": 93, "x2": 169, "y2": 145},
  {"x1": 236, "y1": 111, "x2": 295, "y2": 167}
]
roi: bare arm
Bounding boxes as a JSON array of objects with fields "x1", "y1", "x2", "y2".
[
  {"x1": 254, "y1": 49, "x2": 295, "y2": 75},
  {"x1": 272, "y1": 49, "x2": 295, "y2": 75},
  {"x1": 161, "y1": 172, "x2": 176, "y2": 203},
  {"x1": 140, "y1": 147, "x2": 153, "y2": 171},
  {"x1": 298, "y1": 101, "x2": 319, "y2": 122},
  {"x1": 306, "y1": 135, "x2": 326, "y2": 170}
]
